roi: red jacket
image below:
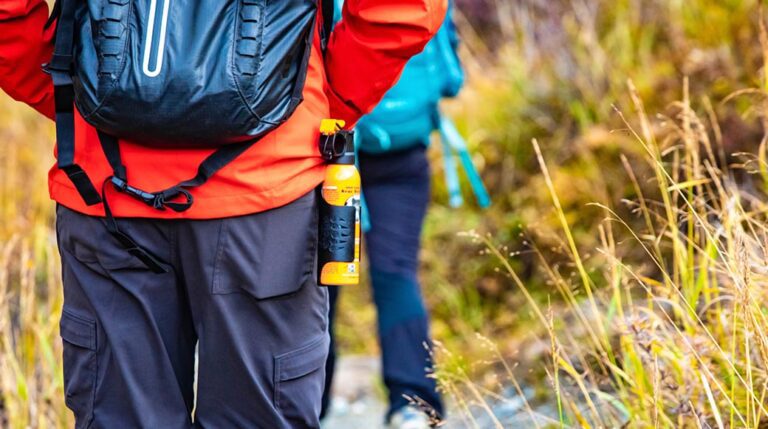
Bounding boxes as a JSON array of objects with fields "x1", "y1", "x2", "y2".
[{"x1": 0, "y1": 0, "x2": 446, "y2": 218}]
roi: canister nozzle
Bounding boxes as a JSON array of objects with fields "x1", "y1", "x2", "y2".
[{"x1": 320, "y1": 119, "x2": 346, "y2": 135}]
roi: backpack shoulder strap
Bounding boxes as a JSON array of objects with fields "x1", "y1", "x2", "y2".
[
  {"x1": 320, "y1": 0, "x2": 334, "y2": 51},
  {"x1": 47, "y1": 0, "x2": 102, "y2": 206},
  {"x1": 435, "y1": 2, "x2": 464, "y2": 98}
]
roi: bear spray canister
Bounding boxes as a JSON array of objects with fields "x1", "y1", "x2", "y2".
[{"x1": 318, "y1": 120, "x2": 361, "y2": 286}]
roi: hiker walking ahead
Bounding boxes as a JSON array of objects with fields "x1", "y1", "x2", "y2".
[
  {"x1": 0, "y1": 0, "x2": 446, "y2": 427},
  {"x1": 322, "y1": 2, "x2": 487, "y2": 427}
]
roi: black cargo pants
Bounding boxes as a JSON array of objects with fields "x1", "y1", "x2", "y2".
[{"x1": 55, "y1": 190, "x2": 328, "y2": 429}]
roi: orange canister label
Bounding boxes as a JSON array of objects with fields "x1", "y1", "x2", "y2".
[{"x1": 319, "y1": 164, "x2": 361, "y2": 286}]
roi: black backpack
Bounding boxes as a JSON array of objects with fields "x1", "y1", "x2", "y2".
[{"x1": 47, "y1": 0, "x2": 334, "y2": 271}]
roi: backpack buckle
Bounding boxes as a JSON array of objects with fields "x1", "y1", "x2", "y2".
[{"x1": 110, "y1": 176, "x2": 157, "y2": 206}]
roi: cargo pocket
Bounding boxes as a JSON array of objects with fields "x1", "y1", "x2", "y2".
[
  {"x1": 60, "y1": 310, "x2": 97, "y2": 429},
  {"x1": 212, "y1": 190, "x2": 318, "y2": 298},
  {"x1": 274, "y1": 335, "x2": 329, "y2": 426}
]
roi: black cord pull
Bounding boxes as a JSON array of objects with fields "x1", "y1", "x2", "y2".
[{"x1": 110, "y1": 177, "x2": 193, "y2": 213}]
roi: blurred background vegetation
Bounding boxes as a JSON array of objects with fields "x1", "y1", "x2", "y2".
[
  {"x1": 3, "y1": 0, "x2": 768, "y2": 427},
  {"x1": 340, "y1": 0, "x2": 766, "y2": 360}
]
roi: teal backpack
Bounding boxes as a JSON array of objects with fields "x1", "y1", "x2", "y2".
[{"x1": 334, "y1": 1, "x2": 490, "y2": 230}]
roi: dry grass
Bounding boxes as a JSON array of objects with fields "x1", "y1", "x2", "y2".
[
  {"x1": 0, "y1": 96, "x2": 69, "y2": 427},
  {"x1": 436, "y1": 75, "x2": 768, "y2": 429},
  {"x1": 430, "y1": 2, "x2": 768, "y2": 427}
]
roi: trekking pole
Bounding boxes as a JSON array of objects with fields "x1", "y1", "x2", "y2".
[
  {"x1": 438, "y1": 117, "x2": 465, "y2": 208},
  {"x1": 438, "y1": 115, "x2": 491, "y2": 209}
]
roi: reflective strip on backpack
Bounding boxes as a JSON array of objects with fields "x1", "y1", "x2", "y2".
[{"x1": 142, "y1": 0, "x2": 171, "y2": 77}]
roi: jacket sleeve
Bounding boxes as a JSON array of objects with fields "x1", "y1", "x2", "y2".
[
  {"x1": 0, "y1": 0, "x2": 56, "y2": 119},
  {"x1": 324, "y1": 0, "x2": 448, "y2": 125}
]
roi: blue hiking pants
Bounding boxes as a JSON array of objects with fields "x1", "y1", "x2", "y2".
[
  {"x1": 322, "y1": 146, "x2": 443, "y2": 420},
  {"x1": 56, "y1": 190, "x2": 328, "y2": 428}
]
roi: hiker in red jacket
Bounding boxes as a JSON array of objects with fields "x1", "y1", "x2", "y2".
[{"x1": 0, "y1": 0, "x2": 446, "y2": 427}]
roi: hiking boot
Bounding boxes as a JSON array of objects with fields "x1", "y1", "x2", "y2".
[{"x1": 387, "y1": 406, "x2": 431, "y2": 429}]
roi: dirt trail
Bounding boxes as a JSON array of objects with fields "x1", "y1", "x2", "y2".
[
  {"x1": 321, "y1": 356, "x2": 559, "y2": 429},
  {"x1": 321, "y1": 356, "x2": 389, "y2": 429}
]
